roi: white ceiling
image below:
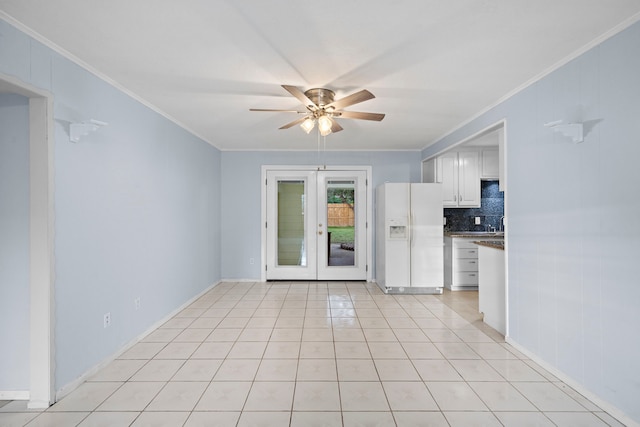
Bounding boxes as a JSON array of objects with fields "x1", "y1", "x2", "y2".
[{"x1": 2, "y1": 1, "x2": 639, "y2": 151}]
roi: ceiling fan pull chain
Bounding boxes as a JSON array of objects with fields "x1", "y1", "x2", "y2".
[
  {"x1": 323, "y1": 135, "x2": 327, "y2": 169},
  {"x1": 317, "y1": 128, "x2": 321, "y2": 167}
]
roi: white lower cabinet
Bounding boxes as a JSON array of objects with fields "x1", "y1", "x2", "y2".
[
  {"x1": 444, "y1": 237, "x2": 479, "y2": 290},
  {"x1": 477, "y1": 244, "x2": 506, "y2": 335},
  {"x1": 444, "y1": 236, "x2": 503, "y2": 291}
]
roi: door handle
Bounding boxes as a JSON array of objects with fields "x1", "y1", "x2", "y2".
[{"x1": 318, "y1": 231, "x2": 323, "y2": 235}]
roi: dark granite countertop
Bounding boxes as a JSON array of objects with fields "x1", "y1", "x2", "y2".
[
  {"x1": 473, "y1": 240, "x2": 505, "y2": 250},
  {"x1": 444, "y1": 231, "x2": 504, "y2": 238}
]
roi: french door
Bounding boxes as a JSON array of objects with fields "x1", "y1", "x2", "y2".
[{"x1": 265, "y1": 169, "x2": 367, "y2": 280}]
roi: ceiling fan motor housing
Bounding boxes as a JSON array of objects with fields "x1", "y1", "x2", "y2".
[{"x1": 304, "y1": 88, "x2": 336, "y2": 108}]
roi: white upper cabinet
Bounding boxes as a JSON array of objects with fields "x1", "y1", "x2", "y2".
[
  {"x1": 481, "y1": 149, "x2": 499, "y2": 179},
  {"x1": 424, "y1": 151, "x2": 480, "y2": 208},
  {"x1": 457, "y1": 151, "x2": 481, "y2": 207},
  {"x1": 438, "y1": 152, "x2": 459, "y2": 206},
  {"x1": 422, "y1": 124, "x2": 505, "y2": 202}
]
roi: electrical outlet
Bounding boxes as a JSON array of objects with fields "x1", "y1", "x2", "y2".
[
  {"x1": 249, "y1": 258, "x2": 255, "y2": 265},
  {"x1": 474, "y1": 216, "x2": 481, "y2": 225},
  {"x1": 103, "y1": 312, "x2": 111, "y2": 328},
  {"x1": 135, "y1": 298, "x2": 141, "y2": 310}
]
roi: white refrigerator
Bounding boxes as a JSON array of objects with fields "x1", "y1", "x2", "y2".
[{"x1": 376, "y1": 183, "x2": 444, "y2": 294}]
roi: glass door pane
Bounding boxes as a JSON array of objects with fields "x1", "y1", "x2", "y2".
[
  {"x1": 277, "y1": 181, "x2": 306, "y2": 266},
  {"x1": 326, "y1": 180, "x2": 355, "y2": 267}
]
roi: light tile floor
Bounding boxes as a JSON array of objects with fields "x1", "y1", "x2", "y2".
[{"x1": 0, "y1": 282, "x2": 627, "y2": 427}]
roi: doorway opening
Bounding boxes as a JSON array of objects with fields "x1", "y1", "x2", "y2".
[
  {"x1": 421, "y1": 119, "x2": 508, "y2": 336},
  {"x1": 261, "y1": 166, "x2": 372, "y2": 282}
]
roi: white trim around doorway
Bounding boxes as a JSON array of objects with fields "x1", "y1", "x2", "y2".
[{"x1": 0, "y1": 73, "x2": 55, "y2": 408}]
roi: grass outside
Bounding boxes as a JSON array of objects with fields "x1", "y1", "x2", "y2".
[{"x1": 327, "y1": 226, "x2": 355, "y2": 244}]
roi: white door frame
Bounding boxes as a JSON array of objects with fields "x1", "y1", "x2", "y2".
[
  {"x1": 265, "y1": 169, "x2": 318, "y2": 281},
  {"x1": 316, "y1": 170, "x2": 367, "y2": 281},
  {"x1": 0, "y1": 73, "x2": 55, "y2": 408},
  {"x1": 261, "y1": 165, "x2": 373, "y2": 282}
]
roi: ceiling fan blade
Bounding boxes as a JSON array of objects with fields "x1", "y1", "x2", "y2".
[
  {"x1": 279, "y1": 116, "x2": 308, "y2": 130},
  {"x1": 250, "y1": 108, "x2": 304, "y2": 113},
  {"x1": 282, "y1": 85, "x2": 318, "y2": 111},
  {"x1": 325, "y1": 89, "x2": 375, "y2": 110},
  {"x1": 330, "y1": 117, "x2": 343, "y2": 133},
  {"x1": 336, "y1": 111, "x2": 385, "y2": 121}
]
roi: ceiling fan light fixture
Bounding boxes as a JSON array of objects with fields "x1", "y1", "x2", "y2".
[
  {"x1": 318, "y1": 115, "x2": 332, "y2": 136},
  {"x1": 251, "y1": 85, "x2": 384, "y2": 136},
  {"x1": 300, "y1": 117, "x2": 315, "y2": 134}
]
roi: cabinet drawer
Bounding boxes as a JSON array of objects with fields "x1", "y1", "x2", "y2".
[
  {"x1": 454, "y1": 271, "x2": 478, "y2": 285},
  {"x1": 453, "y1": 239, "x2": 478, "y2": 249},
  {"x1": 455, "y1": 248, "x2": 478, "y2": 258},
  {"x1": 456, "y1": 259, "x2": 478, "y2": 272}
]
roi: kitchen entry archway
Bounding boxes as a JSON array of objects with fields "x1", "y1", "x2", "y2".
[{"x1": 261, "y1": 166, "x2": 372, "y2": 281}]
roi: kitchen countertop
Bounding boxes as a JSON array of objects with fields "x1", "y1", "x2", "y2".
[
  {"x1": 444, "y1": 231, "x2": 504, "y2": 238},
  {"x1": 473, "y1": 240, "x2": 505, "y2": 250}
]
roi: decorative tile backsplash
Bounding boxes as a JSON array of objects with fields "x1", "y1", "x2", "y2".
[{"x1": 444, "y1": 180, "x2": 504, "y2": 232}]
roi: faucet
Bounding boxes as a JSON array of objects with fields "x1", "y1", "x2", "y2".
[{"x1": 499, "y1": 216, "x2": 505, "y2": 232}]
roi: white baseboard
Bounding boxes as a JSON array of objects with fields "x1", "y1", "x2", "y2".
[
  {"x1": 55, "y1": 280, "x2": 222, "y2": 402},
  {"x1": 0, "y1": 391, "x2": 29, "y2": 400},
  {"x1": 27, "y1": 399, "x2": 49, "y2": 409},
  {"x1": 506, "y1": 337, "x2": 639, "y2": 427}
]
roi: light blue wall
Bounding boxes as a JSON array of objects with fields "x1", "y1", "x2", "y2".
[
  {"x1": 221, "y1": 150, "x2": 421, "y2": 279},
  {"x1": 423, "y1": 22, "x2": 640, "y2": 424},
  {"x1": 0, "y1": 93, "x2": 30, "y2": 391},
  {"x1": 0, "y1": 19, "x2": 222, "y2": 391}
]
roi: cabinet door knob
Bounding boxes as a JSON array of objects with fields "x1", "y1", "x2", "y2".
[{"x1": 318, "y1": 231, "x2": 323, "y2": 235}]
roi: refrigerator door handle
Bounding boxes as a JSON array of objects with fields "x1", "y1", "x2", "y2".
[{"x1": 409, "y1": 212, "x2": 414, "y2": 247}]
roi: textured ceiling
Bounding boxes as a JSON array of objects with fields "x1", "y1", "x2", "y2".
[{"x1": 1, "y1": 0, "x2": 639, "y2": 151}]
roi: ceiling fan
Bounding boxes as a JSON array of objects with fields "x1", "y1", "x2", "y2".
[{"x1": 250, "y1": 85, "x2": 385, "y2": 136}]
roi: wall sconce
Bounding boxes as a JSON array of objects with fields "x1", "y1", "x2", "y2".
[
  {"x1": 70, "y1": 119, "x2": 108, "y2": 143},
  {"x1": 544, "y1": 120, "x2": 583, "y2": 143}
]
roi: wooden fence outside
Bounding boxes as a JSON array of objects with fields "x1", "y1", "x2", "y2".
[{"x1": 328, "y1": 203, "x2": 354, "y2": 227}]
